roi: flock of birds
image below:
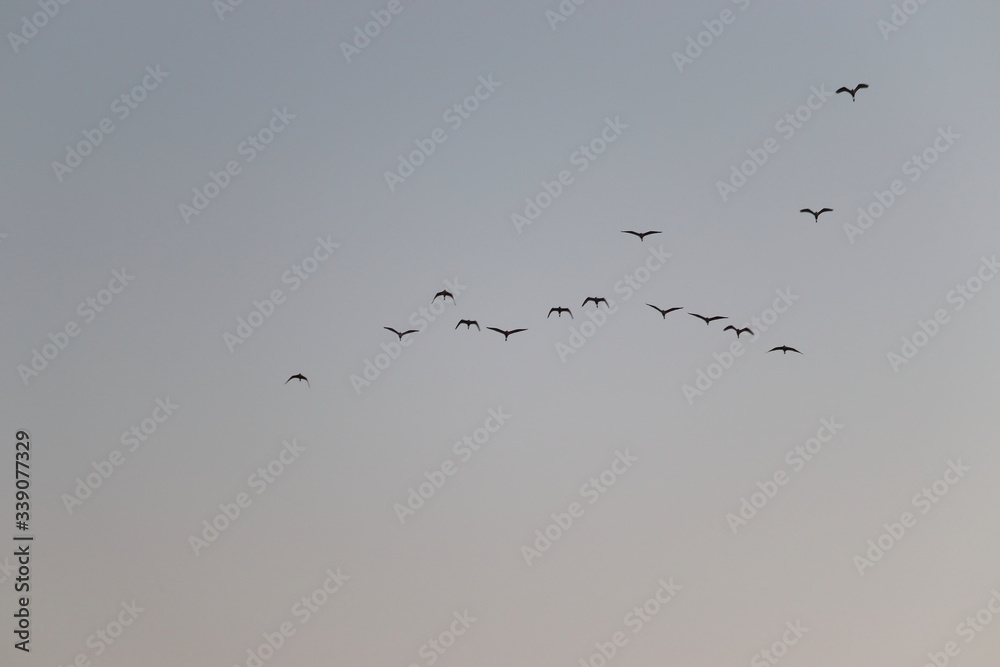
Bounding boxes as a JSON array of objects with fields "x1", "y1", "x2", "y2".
[{"x1": 283, "y1": 85, "x2": 873, "y2": 387}]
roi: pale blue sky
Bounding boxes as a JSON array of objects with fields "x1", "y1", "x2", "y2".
[{"x1": 3, "y1": 1, "x2": 1000, "y2": 665}]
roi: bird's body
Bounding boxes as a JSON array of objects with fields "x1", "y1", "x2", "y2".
[
  {"x1": 432, "y1": 290, "x2": 455, "y2": 303},
  {"x1": 384, "y1": 326, "x2": 418, "y2": 340},
  {"x1": 582, "y1": 297, "x2": 610, "y2": 308},
  {"x1": 487, "y1": 327, "x2": 527, "y2": 341},
  {"x1": 689, "y1": 313, "x2": 727, "y2": 325},
  {"x1": 768, "y1": 346, "x2": 802, "y2": 355},
  {"x1": 800, "y1": 208, "x2": 833, "y2": 222},
  {"x1": 724, "y1": 325, "x2": 753, "y2": 338},
  {"x1": 647, "y1": 304, "x2": 683, "y2": 318},
  {"x1": 547, "y1": 307, "x2": 573, "y2": 319},
  {"x1": 621, "y1": 230, "x2": 662, "y2": 242},
  {"x1": 285, "y1": 373, "x2": 309, "y2": 387},
  {"x1": 455, "y1": 319, "x2": 480, "y2": 330},
  {"x1": 836, "y1": 83, "x2": 868, "y2": 101}
]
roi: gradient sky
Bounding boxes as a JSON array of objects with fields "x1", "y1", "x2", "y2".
[{"x1": 3, "y1": 1, "x2": 1000, "y2": 665}]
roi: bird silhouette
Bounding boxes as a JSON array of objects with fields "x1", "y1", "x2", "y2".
[
  {"x1": 647, "y1": 304, "x2": 683, "y2": 318},
  {"x1": 768, "y1": 346, "x2": 802, "y2": 355},
  {"x1": 800, "y1": 208, "x2": 833, "y2": 222},
  {"x1": 455, "y1": 319, "x2": 480, "y2": 330},
  {"x1": 384, "y1": 327, "x2": 418, "y2": 340},
  {"x1": 487, "y1": 327, "x2": 527, "y2": 341},
  {"x1": 285, "y1": 373, "x2": 309, "y2": 387},
  {"x1": 621, "y1": 230, "x2": 662, "y2": 241},
  {"x1": 547, "y1": 307, "x2": 573, "y2": 319},
  {"x1": 836, "y1": 84, "x2": 868, "y2": 101},
  {"x1": 724, "y1": 326, "x2": 753, "y2": 338},
  {"x1": 582, "y1": 297, "x2": 610, "y2": 308},
  {"x1": 689, "y1": 313, "x2": 727, "y2": 325},
  {"x1": 432, "y1": 290, "x2": 455, "y2": 303}
]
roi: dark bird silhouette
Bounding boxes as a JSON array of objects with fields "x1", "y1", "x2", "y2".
[
  {"x1": 768, "y1": 346, "x2": 802, "y2": 355},
  {"x1": 689, "y1": 313, "x2": 727, "y2": 325},
  {"x1": 432, "y1": 290, "x2": 455, "y2": 303},
  {"x1": 724, "y1": 326, "x2": 754, "y2": 338},
  {"x1": 836, "y1": 84, "x2": 868, "y2": 101},
  {"x1": 800, "y1": 208, "x2": 833, "y2": 222},
  {"x1": 285, "y1": 373, "x2": 309, "y2": 387},
  {"x1": 455, "y1": 319, "x2": 480, "y2": 330},
  {"x1": 582, "y1": 297, "x2": 610, "y2": 308},
  {"x1": 384, "y1": 327, "x2": 418, "y2": 340},
  {"x1": 647, "y1": 304, "x2": 683, "y2": 318},
  {"x1": 487, "y1": 327, "x2": 527, "y2": 341},
  {"x1": 621, "y1": 230, "x2": 662, "y2": 242},
  {"x1": 547, "y1": 307, "x2": 573, "y2": 319}
]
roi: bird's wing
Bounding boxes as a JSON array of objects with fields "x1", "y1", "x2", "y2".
[
  {"x1": 547, "y1": 309, "x2": 555, "y2": 317},
  {"x1": 647, "y1": 303, "x2": 663, "y2": 313},
  {"x1": 724, "y1": 325, "x2": 736, "y2": 331},
  {"x1": 285, "y1": 377, "x2": 293, "y2": 383},
  {"x1": 768, "y1": 347, "x2": 780, "y2": 352},
  {"x1": 402, "y1": 329, "x2": 418, "y2": 336},
  {"x1": 582, "y1": 298, "x2": 593, "y2": 306},
  {"x1": 645, "y1": 231, "x2": 662, "y2": 236},
  {"x1": 666, "y1": 307, "x2": 682, "y2": 313},
  {"x1": 789, "y1": 347, "x2": 802, "y2": 354},
  {"x1": 836, "y1": 87, "x2": 850, "y2": 94},
  {"x1": 510, "y1": 329, "x2": 527, "y2": 334},
  {"x1": 486, "y1": 327, "x2": 504, "y2": 334},
  {"x1": 621, "y1": 231, "x2": 640, "y2": 237},
  {"x1": 384, "y1": 327, "x2": 399, "y2": 335},
  {"x1": 455, "y1": 321, "x2": 462, "y2": 329},
  {"x1": 819, "y1": 208, "x2": 833, "y2": 214},
  {"x1": 800, "y1": 209, "x2": 814, "y2": 215},
  {"x1": 856, "y1": 84, "x2": 868, "y2": 90},
  {"x1": 472, "y1": 322, "x2": 480, "y2": 330}
]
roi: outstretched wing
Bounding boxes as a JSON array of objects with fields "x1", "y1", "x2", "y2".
[
  {"x1": 818, "y1": 208, "x2": 833, "y2": 215},
  {"x1": 855, "y1": 83, "x2": 869, "y2": 91},
  {"x1": 384, "y1": 327, "x2": 400, "y2": 336},
  {"x1": 647, "y1": 303, "x2": 664, "y2": 314},
  {"x1": 707, "y1": 316, "x2": 728, "y2": 322},
  {"x1": 582, "y1": 297, "x2": 595, "y2": 307},
  {"x1": 836, "y1": 87, "x2": 851, "y2": 94},
  {"x1": 401, "y1": 329, "x2": 418, "y2": 336},
  {"x1": 724, "y1": 325, "x2": 736, "y2": 332},
  {"x1": 800, "y1": 208, "x2": 815, "y2": 215},
  {"x1": 642, "y1": 231, "x2": 662, "y2": 237},
  {"x1": 547, "y1": 308, "x2": 557, "y2": 317},
  {"x1": 621, "y1": 231, "x2": 641, "y2": 238},
  {"x1": 508, "y1": 329, "x2": 527, "y2": 335},
  {"x1": 486, "y1": 327, "x2": 505, "y2": 335}
]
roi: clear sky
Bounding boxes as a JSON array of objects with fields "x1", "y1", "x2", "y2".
[{"x1": 3, "y1": 1, "x2": 1000, "y2": 665}]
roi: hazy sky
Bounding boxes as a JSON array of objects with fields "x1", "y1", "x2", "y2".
[{"x1": 3, "y1": 1, "x2": 1000, "y2": 665}]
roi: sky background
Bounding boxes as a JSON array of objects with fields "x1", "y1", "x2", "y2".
[{"x1": 3, "y1": 0, "x2": 1000, "y2": 665}]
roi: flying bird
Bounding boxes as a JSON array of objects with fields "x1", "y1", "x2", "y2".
[
  {"x1": 487, "y1": 327, "x2": 527, "y2": 341},
  {"x1": 768, "y1": 346, "x2": 802, "y2": 355},
  {"x1": 547, "y1": 307, "x2": 573, "y2": 319},
  {"x1": 689, "y1": 313, "x2": 727, "y2": 325},
  {"x1": 582, "y1": 297, "x2": 610, "y2": 308},
  {"x1": 724, "y1": 326, "x2": 754, "y2": 338},
  {"x1": 432, "y1": 290, "x2": 455, "y2": 303},
  {"x1": 621, "y1": 230, "x2": 662, "y2": 242},
  {"x1": 800, "y1": 208, "x2": 833, "y2": 222},
  {"x1": 455, "y1": 319, "x2": 480, "y2": 330},
  {"x1": 285, "y1": 373, "x2": 309, "y2": 387},
  {"x1": 384, "y1": 327, "x2": 418, "y2": 340},
  {"x1": 647, "y1": 304, "x2": 683, "y2": 318},
  {"x1": 836, "y1": 83, "x2": 868, "y2": 101}
]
